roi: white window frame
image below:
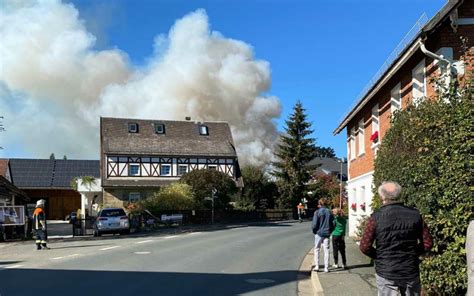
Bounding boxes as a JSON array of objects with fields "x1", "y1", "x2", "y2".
[
  {"x1": 129, "y1": 164, "x2": 140, "y2": 176},
  {"x1": 390, "y1": 83, "x2": 401, "y2": 113},
  {"x1": 177, "y1": 165, "x2": 188, "y2": 176},
  {"x1": 412, "y1": 59, "x2": 426, "y2": 105},
  {"x1": 199, "y1": 125, "x2": 209, "y2": 135},
  {"x1": 371, "y1": 104, "x2": 380, "y2": 150},
  {"x1": 155, "y1": 123, "x2": 165, "y2": 134},
  {"x1": 128, "y1": 123, "x2": 138, "y2": 133},
  {"x1": 358, "y1": 119, "x2": 365, "y2": 156},
  {"x1": 359, "y1": 186, "x2": 366, "y2": 213},
  {"x1": 350, "y1": 127, "x2": 356, "y2": 160},
  {"x1": 129, "y1": 192, "x2": 141, "y2": 203},
  {"x1": 160, "y1": 164, "x2": 171, "y2": 176}
]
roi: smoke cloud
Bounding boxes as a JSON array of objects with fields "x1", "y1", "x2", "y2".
[{"x1": 0, "y1": 1, "x2": 281, "y2": 166}]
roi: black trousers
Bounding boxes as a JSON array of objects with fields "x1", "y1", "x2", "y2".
[{"x1": 332, "y1": 235, "x2": 346, "y2": 265}]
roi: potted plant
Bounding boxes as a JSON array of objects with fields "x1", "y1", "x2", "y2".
[
  {"x1": 351, "y1": 203, "x2": 357, "y2": 211},
  {"x1": 370, "y1": 131, "x2": 379, "y2": 143}
]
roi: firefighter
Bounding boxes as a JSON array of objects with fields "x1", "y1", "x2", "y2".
[{"x1": 33, "y1": 199, "x2": 49, "y2": 250}]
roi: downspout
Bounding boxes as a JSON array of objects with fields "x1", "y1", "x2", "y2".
[{"x1": 419, "y1": 40, "x2": 453, "y2": 75}]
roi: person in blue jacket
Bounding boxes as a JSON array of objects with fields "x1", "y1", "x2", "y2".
[{"x1": 312, "y1": 198, "x2": 334, "y2": 272}]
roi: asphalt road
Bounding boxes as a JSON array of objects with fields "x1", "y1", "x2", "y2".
[{"x1": 0, "y1": 221, "x2": 313, "y2": 296}]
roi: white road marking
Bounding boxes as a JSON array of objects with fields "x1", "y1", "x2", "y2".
[
  {"x1": 187, "y1": 232, "x2": 202, "y2": 235},
  {"x1": 5, "y1": 264, "x2": 24, "y2": 269},
  {"x1": 52, "y1": 254, "x2": 80, "y2": 260},
  {"x1": 134, "y1": 251, "x2": 151, "y2": 255},
  {"x1": 136, "y1": 240, "x2": 153, "y2": 244},
  {"x1": 164, "y1": 235, "x2": 179, "y2": 239},
  {"x1": 100, "y1": 246, "x2": 120, "y2": 251}
]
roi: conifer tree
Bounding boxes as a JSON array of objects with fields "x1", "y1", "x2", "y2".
[{"x1": 273, "y1": 101, "x2": 317, "y2": 208}]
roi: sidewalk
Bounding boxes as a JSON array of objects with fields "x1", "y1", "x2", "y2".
[{"x1": 311, "y1": 238, "x2": 377, "y2": 295}]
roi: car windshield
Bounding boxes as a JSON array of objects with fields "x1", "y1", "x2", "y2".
[{"x1": 100, "y1": 209, "x2": 126, "y2": 217}]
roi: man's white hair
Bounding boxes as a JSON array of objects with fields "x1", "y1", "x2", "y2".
[{"x1": 378, "y1": 181, "x2": 402, "y2": 202}]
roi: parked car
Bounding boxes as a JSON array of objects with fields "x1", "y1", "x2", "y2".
[{"x1": 93, "y1": 208, "x2": 130, "y2": 237}]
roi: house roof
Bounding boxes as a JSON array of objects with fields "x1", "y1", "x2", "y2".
[
  {"x1": 0, "y1": 176, "x2": 29, "y2": 201},
  {"x1": 8, "y1": 159, "x2": 100, "y2": 189},
  {"x1": 333, "y1": 0, "x2": 462, "y2": 135},
  {"x1": 101, "y1": 117, "x2": 238, "y2": 157},
  {"x1": 308, "y1": 157, "x2": 348, "y2": 176}
]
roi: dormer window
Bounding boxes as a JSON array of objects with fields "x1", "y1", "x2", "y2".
[
  {"x1": 155, "y1": 123, "x2": 165, "y2": 134},
  {"x1": 128, "y1": 123, "x2": 138, "y2": 133},
  {"x1": 199, "y1": 125, "x2": 209, "y2": 136}
]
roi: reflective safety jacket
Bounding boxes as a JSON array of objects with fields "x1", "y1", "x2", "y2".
[{"x1": 33, "y1": 207, "x2": 46, "y2": 231}]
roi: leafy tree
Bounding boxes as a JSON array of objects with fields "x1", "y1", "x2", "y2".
[
  {"x1": 139, "y1": 183, "x2": 194, "y2": 214},
  {"x1": 372, "y1": 51, "x2": 473, "y2": 294},
  {"x1": 63, "y1": 155, "x2": 68, "y2": 160},
  {"x1": 306, "y1": 172, "x2": 345, "y2": 211},
  {"x1": 180, "y1": 169, "x2": 238, "y2": 209},
  {"x1": 273, "y1": 101, "x2": 317, "y2": 208},
  {"x1": 49, "y1": 153, "x2": 55, "y2": 160},
  {"x1": 239, "y1": 165, "x2": 278, "y2": 209},
  {"x1": 314, "y1": 146, "x2": 336, "y2": 158}
]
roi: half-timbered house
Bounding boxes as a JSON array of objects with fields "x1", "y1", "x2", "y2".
[{"x1": 100, "y1": 117, "x2": 242, "y2": 208}]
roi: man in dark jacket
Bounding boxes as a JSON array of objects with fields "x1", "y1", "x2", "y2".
[
  {"x1": 312, "y1": 198, "x2": 334, "y2": 272},
  {"x1": 360, "y1": 181, "x2": 432, "y2": 296}
]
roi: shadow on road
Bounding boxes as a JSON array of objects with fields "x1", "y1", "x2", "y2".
[
  {"x1": 0, "y1": 268, "x2": 306, "y2": 296},
  {"x1": 0, "y1": 261, "x2": 22, "y2": 265}
]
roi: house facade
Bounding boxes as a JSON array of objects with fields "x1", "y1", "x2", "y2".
[
  {"x1": 333, "y1": 0, "x2": 474, "y2": 236},
  {"x1": 100, "y1": 117, "x2": 242, "y2": 208},
  {"x1": 5, "y1": 159, "x2": 99, "y2": 220}
]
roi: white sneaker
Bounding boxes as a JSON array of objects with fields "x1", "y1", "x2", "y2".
[
  {"x1": 312, "y1": 267, "x2": 319, "y2": 272},
  {"x1": 333, "y1": 264, "x2": 340, "y2": 268},
  {"x1": 324, "y1": 268, "x2": 329, "y2": 273},
  {"x1": 342, "y1": 264, "x2": 347, "y2": 269}
]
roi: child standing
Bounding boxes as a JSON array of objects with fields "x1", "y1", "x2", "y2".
[{"x1": 332, "y1": 208, "x2": 347, "y2": 269}]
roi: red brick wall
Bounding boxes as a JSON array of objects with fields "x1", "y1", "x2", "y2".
[{"x1": 347, "y1": 1, "x2": 473, "y2": 180}]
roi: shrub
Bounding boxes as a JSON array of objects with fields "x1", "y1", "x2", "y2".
[
  {"x1": 180, "y1": 169, "x2": 238, "y2": 209},
  {"x1": 354, "y1": 215, "x2": 369, "y2": 242},
  {"x1": 372, "y1": 56, "x2": 473, "y2": 294},
  {"x1": 140, "y1": 183, "x2": 194, "y2": 214}
]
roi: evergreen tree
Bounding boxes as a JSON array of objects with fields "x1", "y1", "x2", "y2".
[
  {"x1": 49, "y1": 153, "x2": 55, "y2": 160},
  {"x1": 273, "y1": 101, "x2": 317, "y2": 208}
]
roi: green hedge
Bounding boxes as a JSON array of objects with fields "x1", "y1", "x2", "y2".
[{"x1": 372, "y1": 75, "x2": 473, "y2": 294}]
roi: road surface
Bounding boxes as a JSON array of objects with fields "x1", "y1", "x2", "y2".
[{"x1": 0, "y1": 221, "x2": 313, "y2": 296}]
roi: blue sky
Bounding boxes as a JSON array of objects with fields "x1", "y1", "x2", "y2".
[
  {"x1": 71, "y1": 0, "x2": 446, "y2": 158},
  {"x1": 1, "y1": 0, "x2": 447, "y2": 160}
]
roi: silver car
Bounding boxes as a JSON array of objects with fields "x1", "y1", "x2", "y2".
[{"x1": 93, "y1": 208, "x2": 130, "y2": 236}]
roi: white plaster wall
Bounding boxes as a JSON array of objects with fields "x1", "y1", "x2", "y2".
[{"x1": 347, "y1": 172, "x2": 374, "y2": 237}]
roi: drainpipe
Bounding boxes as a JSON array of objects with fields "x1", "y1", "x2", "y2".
[{"x1": 419, "y1": 40, "x2": 453, "y2": 75}]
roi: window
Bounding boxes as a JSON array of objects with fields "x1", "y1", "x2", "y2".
[
  {"x1": 155, "y1": 123, "x2": 165, "y2": 134},
  {"x1": 208, "y1": 165, "x2": 217, "y2": 170},
  {"x1": 350, "y1": 128, "x2": 356, "y2": 160},
  {"x1": 358, "y1": 120, "x2": 365, "y2": 156},
  {"x1": 371, "y1": 104, "x2": 380, "y2": 149},
  {"x1": 160, "y1": 164, "x2": 171, "y2": 176},
  {"x1": 129, "y1": 164, "x2": 140, "y2": 176},
  {"x1": 129, "y1": 193, "x2": 141, "y2": 203},
  {"x1": 199, "y1": 125, "x2": 209, "y2": 135},
  {"x1": 128, "y1": 123, "x2": 138, "y2": 133},
  {"x1": 391, "y1": 83, "x2": 401, "y2": 113},
  {"x1": 412, "y1": 59, "x2": 426, "y2": 105},
  {"x1": 178, "y1": 165, "x2": 188, "y2": 176}
]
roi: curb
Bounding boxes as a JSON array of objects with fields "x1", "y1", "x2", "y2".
[{"x1": 298, "y1": 247, "x2": 324, "y2": 296}]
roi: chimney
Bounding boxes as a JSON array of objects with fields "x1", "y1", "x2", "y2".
[{"x1": 185, "y1": 117, "x2": 191, "y2": 121}]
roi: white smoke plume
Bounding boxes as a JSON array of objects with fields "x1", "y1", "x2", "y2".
[{"x1": 0, "y1": 1, "x2": 281, "y2": 166}]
